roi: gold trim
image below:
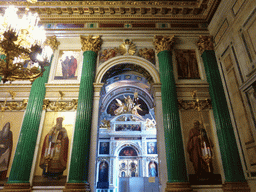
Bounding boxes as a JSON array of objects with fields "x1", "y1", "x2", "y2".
[
  {"x1": 0, "y1": 100, "x2": 28, "y2": 112},
  {"x1": 3, "y1": 183, "x2": 31, "y2": 192},
  {"x1": 80, "y1": 35, "x2": 102, "y2": 52},
  {"x1": 64, "y1": 183, "x2": 90, "y2": 192},
  {"x1": 153, "y1": 35, "x2": 175, "y2": 53},
  {"x1": 44, "y1": 35, "x2": 60, "y2": 51},
  {"x1": 165, "y1": 182, "x2": 192, "y2": 192},
  {"x1": 43, "y1": 99, "x2": 78, "y2": 112},
  {"x1": 223, "y1": 182, "x2": 250, "y2": 192},
  {"x1": 178, "y1": 98, "x2": 212, "y2": 111},
  {"x1": 197, "y1": 35, "x2": 214, "y2": 55}
]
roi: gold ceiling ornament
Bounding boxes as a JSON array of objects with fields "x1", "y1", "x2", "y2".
[
  {"x1": 119, "y1": 39, "x2": 136, "y2": 56},
  {"x1": 44, "y1": 36, "x2": 60, "y2": 51},
  {"x1": 197, "y1": 35, "x2": 214, "y2": 55},
  {"x1": 80, "y1": 35, "x2": 102, "y2": 53},
  {"x1": 153, "y1": 35, "x2": 175, "y2": 54},
  {"x1": 43, "y1": 99, "x2": 78, "y2": 112},
  {"x1": 0, "y1": 6, "x2": 53, "y2": 83}
]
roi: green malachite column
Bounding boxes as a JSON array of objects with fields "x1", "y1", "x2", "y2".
[
  {"x1": 154, "y1": 36, "x2": 192, "y2": 192},
  {"x1": 0, "y1": 54, "x2": 6, "y2": 82},
  {"x1": 64, "y1": 35, "x2": 102, "y2": 192},
  {"x1": 197, "y1": 36, "x2": 249, "y2": 192},
  {"x1": 3, "y1": 36, "x2": 59, "y2": 191}
]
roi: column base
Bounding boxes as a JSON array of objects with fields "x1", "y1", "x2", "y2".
[
  {"x1": 3, "y1": 183, "x2": 31, "y2": 192},
  {"x1": 63, "y1": 182, "x2": 90, "y2": 192},
  {"x1": 223, "y1": 181, "x2": 250, "y2": 192},
  {"x1": 165, "y1": 182, "x2": 193, "y2": 192}
]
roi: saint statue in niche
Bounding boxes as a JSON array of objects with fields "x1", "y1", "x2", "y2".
[
  {"x1": 39, "y1": 117, "x2": 69, "y2": 179},
  {"x1": 0, "y1": 122, "x2": 13, "y2": 180},
  {"x1": 175, "y1": 49, "x2": 200, "y2": 79},
  {"x1": 187, "y1": 120, "x2": 213, "y2": 176}
]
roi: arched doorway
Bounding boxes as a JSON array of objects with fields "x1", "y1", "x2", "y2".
[{"x1": 95, "y1": 63, "x2": 160, "y2": 192}]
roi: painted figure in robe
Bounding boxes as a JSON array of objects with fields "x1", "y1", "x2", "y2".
[
  {"x1": 187, "y1": 120, "x2": 213, "y2": 176},
  {"x1": 40, "y1": 117, "x2": 69, "y2": 179}
]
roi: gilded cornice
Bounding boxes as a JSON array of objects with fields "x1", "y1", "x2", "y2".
[
  {"x1": 44, "y1": 35, "x2": 60, "y2": 51},
  {"x1": 80, "y1": 35, "x2": 102, "y2": 52},
  {"x1": 153, "y1": 35, "x2": 175, "y2": 54},
  {"x1": 197, "y1": 35, "x2": 214, "y2": 55},
  {"x1": 0, "y1": 0, "x2": 220, "y2": 25}
]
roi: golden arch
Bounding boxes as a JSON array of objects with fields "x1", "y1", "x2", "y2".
[{"x1": 95, "y1": 56, "x2": 161, "y2": 84}]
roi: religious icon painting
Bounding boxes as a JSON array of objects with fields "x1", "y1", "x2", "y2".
[
  {"x1": 147, "y1": 142, "x2": 157, "y2": 154},
  {"x1": 53, "y1": 50, "x2": 82, "y2": 81},
  {"x1": 33, "y1": 112, "x2": 75, "y2": 184},
  {"x1": 0, "y1": 112, "x2": 24, "y2": 183},
  {"x1": 99, "y1": 142, "x2": 110, "y2": 155},
  {"x1": 175, "y1": 49, "x2": 200, "y2": 79}
]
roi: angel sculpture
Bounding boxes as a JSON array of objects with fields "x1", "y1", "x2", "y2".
[
  {"x1": 114, "y1": 99, "x2": 127, "y2": 116},
  {"x1": 131, "y1": 104, "x2": 143, "y2": 119}
]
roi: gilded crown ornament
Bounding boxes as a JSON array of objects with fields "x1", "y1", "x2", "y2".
[
  {"x1": 197, "y1": 35, "x2": 214, "y2": 55},
  {"x1": 153, "y1": 35, "x2": 175, "y2": 54},
  {"x1": 80, "y1": 35, "x2": 102, "y2": 52},
  {"x1": 119, "y1": 39, "x2": 136, "y2": 56}
]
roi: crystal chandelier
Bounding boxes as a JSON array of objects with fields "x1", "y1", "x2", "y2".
[{"x1": 0, "y1": 5, "x2": 53, "y2": 83}]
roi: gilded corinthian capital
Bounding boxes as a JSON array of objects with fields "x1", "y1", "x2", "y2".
[
  {"x1": 44, "y1": 35, "x2": 60, "y2": 51},
  {"x1": 80, "y1": 35, "x2": 102, "y2": 52},
  {"x1": 153, "y1": 35, "x2": 175, "y2": 54},
  {"x1": 197, "y1": 35, "x2": 214, "y2": 55}
]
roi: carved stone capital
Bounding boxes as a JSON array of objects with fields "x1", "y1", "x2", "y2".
[
  {"x1": 64, "y1": 183, "x2": 90, "y2": 192},
  {"x1": 44, "y1": 35, "x2": 60, "y2": 51},
  {"x1": 153, "y1": 35, "x2": 175, "y2": 54},
  {"x1": 197, "y1": 35, "x2": 214, "y2": 55},
  {"x1": 223, "y1": 182, "x2": 250, "y2": 192},
  {"x1": 80, "y1": 35, "x2": 102, "y2": 53},
  {"x1": 3, "y1": 183, "x2": 31, "y2": 192},
  {"x1": 165, "y1": 182, "x2": 192, "y2": 192}
]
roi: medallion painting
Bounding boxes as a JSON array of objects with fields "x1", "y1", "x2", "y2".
[
  {"x1": 54, "y1": 50, "x2": 81, "y2": 80},
  {"x1": 33, "y1": 112, "x2": 75, "y2": 185},
  {"x1": 175, "y1": 49, "x2": 200, "y2": 79},
  {"x1": 99, "y1": 142, "x2": 110, "y2": 155},
  {"x1": 0, "y1": 112, "x2": 24, "y2": 183},
  {"x1": 147, "y1": 142, "x2": 157, "y2": 154}
]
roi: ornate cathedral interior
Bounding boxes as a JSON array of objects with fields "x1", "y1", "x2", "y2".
[{"x1": 0, "y1": 0, "x2": 256, "y2": 191}]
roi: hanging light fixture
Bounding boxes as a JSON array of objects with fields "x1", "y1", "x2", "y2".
[{"x1": 0, "y1": 3, "x2": 53, "y2": 83}]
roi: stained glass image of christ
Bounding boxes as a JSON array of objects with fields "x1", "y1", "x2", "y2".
[{"x1": 54, "y1": 50, "x2": 81, "y2": 80}]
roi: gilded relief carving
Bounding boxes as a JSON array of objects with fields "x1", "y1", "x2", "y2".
[
  {"x1": 138, "y1": 48, "x2": 155, "y2": 64},
  {"x1": 153, "y1": 35, "x2": 175, "y2": 53},
  {"x1": 197, "y1": 35, "x2": 214, "y2": 55},
  {"x1": 80, "y1": 35, "x2": 102, "y2": 52}
]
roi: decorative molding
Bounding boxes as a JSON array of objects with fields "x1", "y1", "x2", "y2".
[
  {"x1": 153, "y1": 35, "x2": 175, "y2": 54},
  {"x1": 197, "y1": 35, "x2": 214, "y2": 55},
  {"x1": 178, "y1": 99, "x2": 212, "y2": 111},
  {"x1": 0, "y1": 99, "x2": 28, "y2": 112},
  {"x1": 43, "y1": 99, "x2": 78, "y2": 112},
  {"x1": 44, "y1": 35, "x2": 60, "y2": 51},
  {"x1": 138, "y1": 48, "x2": 155, "y2": 61},
  {"x1": 119, "y1": 39, "x2": 136, "y2": 56},
  {"x1": 80, "y1": 35, "x2": 102, "y2": 52}
]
